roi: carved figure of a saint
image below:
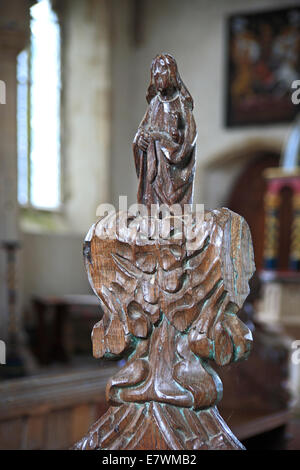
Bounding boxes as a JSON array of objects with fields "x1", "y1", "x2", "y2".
[{"x1": 133, "y1": 53, "x2": 197, "y2": 208}]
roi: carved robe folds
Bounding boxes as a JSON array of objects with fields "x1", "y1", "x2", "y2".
[{"x1": 133, "y1": 94, "x2": 196, "y2": 207}]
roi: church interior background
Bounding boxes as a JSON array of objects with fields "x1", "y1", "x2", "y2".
[{"x1": 1, "y1": 0, "x2": 300, "y2": 450}]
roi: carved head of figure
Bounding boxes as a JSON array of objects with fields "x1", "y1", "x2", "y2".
[{"x1": 146, "y1": 53, "x2": 193, "y2": 109}]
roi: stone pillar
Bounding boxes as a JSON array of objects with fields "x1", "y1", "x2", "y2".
[{"x1": 0, "y1": 1, "x2": 32, "y2": 340}]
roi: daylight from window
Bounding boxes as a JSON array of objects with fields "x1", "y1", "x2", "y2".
[{"x1": 17, "y1": 0, "x2": 61, "y2": 210}]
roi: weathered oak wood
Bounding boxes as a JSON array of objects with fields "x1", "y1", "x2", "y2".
[{"x1": 75, "y1": 54, "x2": 255, "y2": 450}]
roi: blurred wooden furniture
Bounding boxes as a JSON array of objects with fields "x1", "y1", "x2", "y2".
[
  {"x1": 0, "y1": 366, "x2": 117, "y2": 450},
  {"x1": 0, "y1": 363, "x2": 293, "y2": 450},
  {"x1": 33, "y1": 295, "x2": 102, "y2": 364},
  {"x1": 217, "y1": 274, "x2": 293, "y2": 448},
  {"x1": 218, "y1": 318, "x2": 293, "y2": 447},
  {"x1": 257, "y1": 271, "x2": 300, "y2": 325},
  {"x1": 0, "y1": 242, "x2": 34, "y2": 380},
  {"x1": 227, "y1": 152, "x2": 279, "y2": 271}
]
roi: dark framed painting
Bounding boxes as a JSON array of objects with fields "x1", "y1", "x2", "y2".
[{"x1": 225, "y1": 6, "x2": 300, "y2": 127}]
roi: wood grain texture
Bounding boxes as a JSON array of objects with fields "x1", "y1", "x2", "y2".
[
  {"x1": 76, "y1": 208, "x2": 254, "y2": 450},
  {"x1": 75, "y1": 54, "x2": 255, "y2": 450},
  {"x1": 74, "y1": 403, "x2": 244, "y2": 450},
  {"x1": 84, "y1": 209, "x2": 254, "y2": 408}
]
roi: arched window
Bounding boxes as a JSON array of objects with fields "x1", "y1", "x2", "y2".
[{"x1": 17, "y1": 0, "x2": 61, "y2": 210}]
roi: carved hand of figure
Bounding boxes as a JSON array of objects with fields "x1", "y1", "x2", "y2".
[{"x1": 136, "y1": 129, "x2": 151, "y2": 152}]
